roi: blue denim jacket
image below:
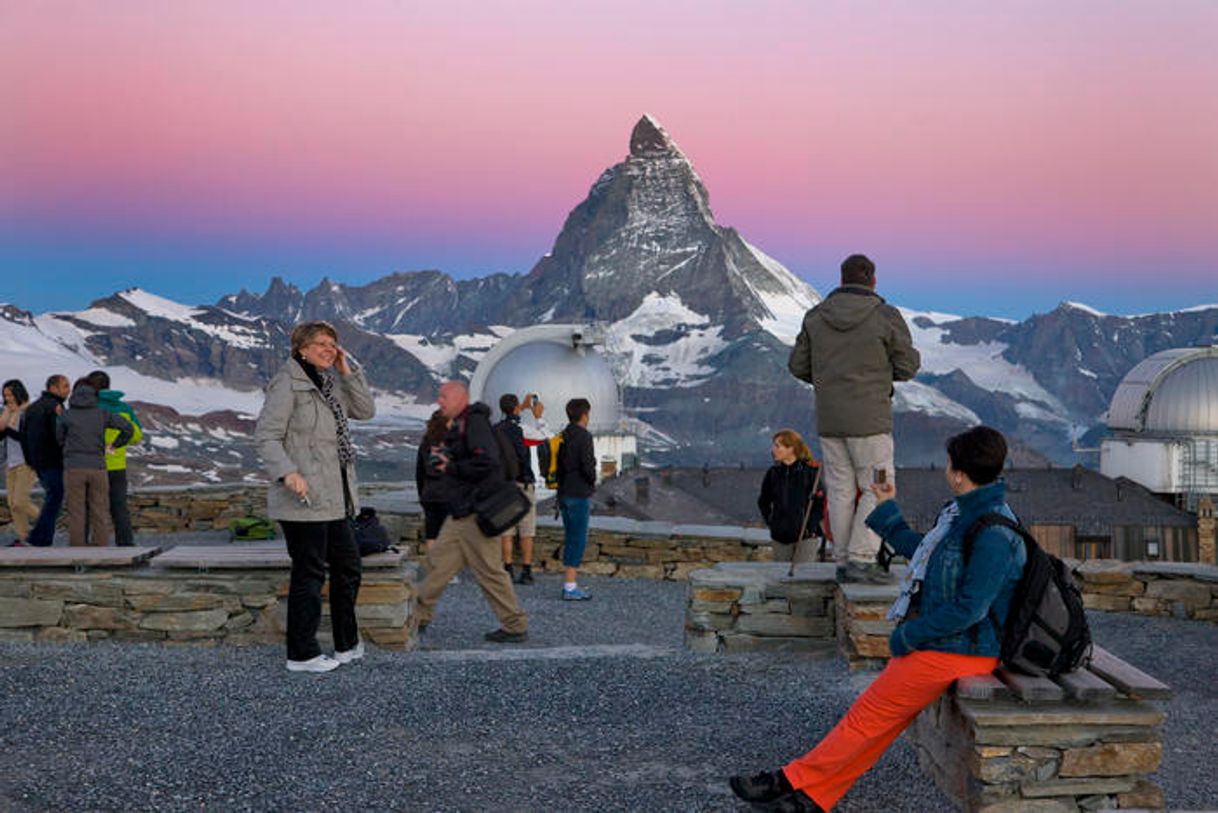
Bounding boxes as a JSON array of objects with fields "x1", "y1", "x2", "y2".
[{"x1": 865, "y1": 481, "x2": 1026, "y2": 658}]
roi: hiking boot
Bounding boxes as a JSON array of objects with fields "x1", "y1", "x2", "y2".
[
  {"x1": 838, "y1": 562, "x2": 870, "y2": 583},
  {"x1": 285, "y1": 654, "x2": 340, "y2": 673},
  {"x1": 562, "y1": 586, "x2": 592, "y2": 601},
  {"x1": 516, "y1": 566, "x2": 534, "y2": 585},
  {"x1": 861, "y1": 562, "x2": 894, "y2": 584},
  {"x1": 728, "y1": 769, "x2": 791, "y2": 804},
  {"x1": 504, "y1": 563, "x2": 515, "y2": 582},
  {"x1": 333, "y1": 641, "x2": 365, "y2": 665},
  {"x1": 484, "y1": 628, "x2": 527, "y2": 644},
  {"x1": 766, "y1": 790, "x2": 823, "y2": 813}
]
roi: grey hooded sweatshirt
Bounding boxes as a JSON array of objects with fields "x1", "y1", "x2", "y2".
[
  {"x1": 788, "y1": 285, "x2": 921, "y2": 437},
  {"x1": 55, "y1": 386, "x2": 135, "y2": 470}
]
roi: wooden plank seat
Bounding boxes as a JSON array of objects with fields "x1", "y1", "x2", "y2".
[
  {"x1": 0, "y1": 546, "x2": 162, "y2": 570},
  {"x1": 151, "y1": 543, "x2": 408, "y2": 571}
]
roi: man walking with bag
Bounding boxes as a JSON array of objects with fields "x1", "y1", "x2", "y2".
[
  {"x1": 788, "y1": 254, "x2": 920, "y2": 583},
  {"x1": 414, "y1": 381, "x2": 528, "y2": 643}
]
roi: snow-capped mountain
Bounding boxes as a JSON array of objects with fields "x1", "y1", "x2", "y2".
[{"x1": 3, "y1": 115, "x2": 1216, "y2": 480}]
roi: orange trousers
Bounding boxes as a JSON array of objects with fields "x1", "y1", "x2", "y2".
[{"x1": 783, "y1": 650, "x2": 999, "y2": 811}]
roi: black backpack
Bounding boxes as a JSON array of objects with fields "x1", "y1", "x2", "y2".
[
  {"x1": 964, "y1": 514, "x2": 1092, "y2": 678},
  {"x1": 353, "y1": 507, "x2": 397, "y2": 556},
  {"x1": 492, "y1": 421, "x2": 522, "y2": 483}
]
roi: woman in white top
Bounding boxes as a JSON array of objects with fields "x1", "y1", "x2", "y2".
[{"x1": 1, "y1": 380, "x2": 39, "y2": 544}]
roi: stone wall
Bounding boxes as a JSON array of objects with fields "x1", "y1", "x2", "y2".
[
  {"x1": 0, "y1": 558, "x2": 418, "y2": 649},
  {"x1": 1077, "y1": 560, "x2": 1218, "y2": 622}
]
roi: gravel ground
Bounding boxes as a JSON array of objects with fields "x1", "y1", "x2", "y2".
[{"x1": 1, "y1": 574, "x2": 1214, "y2": 812}]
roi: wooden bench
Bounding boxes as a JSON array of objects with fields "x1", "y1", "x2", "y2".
[{"x1": 909, "y1": 647, "x2": 1172, "y2": 812}]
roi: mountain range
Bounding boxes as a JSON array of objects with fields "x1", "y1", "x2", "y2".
[{"x1": 2, "y1": 115, "x2": 1216, "y2": 484}]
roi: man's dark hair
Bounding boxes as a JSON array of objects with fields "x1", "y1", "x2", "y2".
[
  {"x1": 499, "y1": 393, "x2": 519, "y2": 417},
  {"x1": 45, "y1": 374, "x2": 68, "y2": 391},
  {"x1": 2, "y1": 379, "x2": 29, "y2": 406},
  {"x1": 72, "y1": 377, "x2": 93, "y2": 393},
  {"x1": 840, "y1": 254, "x2": 876, "y2": 286},
  {"x1": 565, "y1": 398, "x2": 591, "y2": 424},
  {"x1": 946, "y1": 426, "x2": 1008, "y2": 486},
  {"x1": 86, "y1": 370, "x2": 111, "y2": 391}
]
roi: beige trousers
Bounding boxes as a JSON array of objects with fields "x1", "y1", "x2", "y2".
[
  {"x1": 820, "y1": 434, "x2": 894, "y2": 566},
  {"x1": 5, "y1": 464, "x2": 40, "y2": 540},
  {"x1": 416, "y1": 515, "x2": 528, "y2": 634},
  {"x1": 66, "y1": 468, "x2": 110, "y2": 547}
]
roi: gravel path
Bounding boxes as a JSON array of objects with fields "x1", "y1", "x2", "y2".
[{"x1": 1, "y1": 574, "x2": 1214, "y2": 812}]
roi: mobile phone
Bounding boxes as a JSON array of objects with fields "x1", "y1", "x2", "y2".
[{"x1": 873, "y1": 467, "x2": 887, "y2": 485}]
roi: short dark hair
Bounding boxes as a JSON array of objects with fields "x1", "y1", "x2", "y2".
[
  {"x1": 499, "y1": 393, "x2": 519, "y2": 417},
  {"x1": 86, "y1": 370, "x2": 111, "y2": 391},
  {"x1": 840, "y1": 254, "x2": 875, "y2": 286},
  {"x1": 946, "y1": 426, "x2": 1008, "y2": 486},
  {"x1": 46, "y1": 374, "x2": 68, "y2": 391},
  {"x1": 72, "y1": 377, "x2": 94, "y2": 393},
  {"x1": 2, "y1": 379, "x2": 29, "y2": 406},
  {"x1": 565, "y1": 398, "x2": 591, "y2": 424}
]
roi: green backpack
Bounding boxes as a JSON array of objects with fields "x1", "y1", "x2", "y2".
[{"x1": 229, "y1": 516, "x2": 278, "y2": 541}]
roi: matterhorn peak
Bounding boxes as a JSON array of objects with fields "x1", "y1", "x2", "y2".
[{"x1": 629, "y1": 114, "x2": 682, "y2": 158}]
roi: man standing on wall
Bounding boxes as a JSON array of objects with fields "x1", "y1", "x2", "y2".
[{"x1": 788, "y1": 254, "x2": 920, "y2": 583}]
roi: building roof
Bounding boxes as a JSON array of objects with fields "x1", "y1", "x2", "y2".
[
  {"x1": 594, "y1": 465, "x2": 1196, "y2": 537},
  {"x1": 1107, "y1": 346, "x2": 1218, "y2": 435}
]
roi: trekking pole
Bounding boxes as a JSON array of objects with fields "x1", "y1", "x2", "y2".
[{"x1": 788, "y1": 465, "x2": 823, "y2": 578}]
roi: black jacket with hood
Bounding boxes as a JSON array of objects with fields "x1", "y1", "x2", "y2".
[{"x1": 55, "y1": 386, "x2": 134, "y2": 470}]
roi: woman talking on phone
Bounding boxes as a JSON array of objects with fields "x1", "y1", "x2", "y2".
[{"x1": 255, "y1": 321, "x2": 376, "y2": 673}]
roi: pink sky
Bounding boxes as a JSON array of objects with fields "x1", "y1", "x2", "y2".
[{"x1": 2, "y1": 1, "x2": 1216, "y2": 315}]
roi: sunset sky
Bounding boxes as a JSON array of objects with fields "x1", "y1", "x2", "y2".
[{"x1": 3, "y1": 1, "x2": 1216, "y2": 319}]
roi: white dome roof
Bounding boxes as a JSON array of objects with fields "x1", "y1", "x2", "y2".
[
  {"x1": 1107, "y1": 346, "x2": 1218, "y2": 435},
  {"x1": 470, "y1": 325, "x2": 622, "y2": 433}
]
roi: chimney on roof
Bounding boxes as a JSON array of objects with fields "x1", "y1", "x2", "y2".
[
  {"x1": 1116, "y1": 480, "x2": 1124, "y2": 501},
  {"x1": 1071, "y1": 464, "x2": 1084, "y2": 491},
  {"x1": 1198, "y1": 495, "x2": 1216, "y2": 565}
]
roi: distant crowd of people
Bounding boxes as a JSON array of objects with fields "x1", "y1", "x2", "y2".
[{"x1": 3, "y1": 371, "x2": 142, "y2": 548}]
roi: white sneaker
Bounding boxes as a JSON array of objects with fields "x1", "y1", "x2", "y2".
[
  {"x1": 285, "y1": 654, "x2": 340, "y2": 673},
  {"x1": 333, "y1": 641, "x2": 365, "y2": 665}
]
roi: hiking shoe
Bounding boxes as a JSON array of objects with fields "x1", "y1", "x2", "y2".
[
  {"x1": 333, "y1": 641, "x2": 365, "y2": 665},
  {"x1": 516, "y1": 567, "x2": 534, "y2": 585},
  {"x1": 838, "y1": 562, "x2": 869, "y2": 583},
  {"x1": 504, "y1": 563, "x2": 515, "y2": 581},
  {"x1": 285, "y1": 654, "x2": 340, "y2": 673},
  {"x1": 729, "y1": 769, "x2": 792, "y2": 804},
  {"x1": 767, "y1": 790, "x2": 824, "y2": 813},
  {"x1": 484, "y1": 628, "x2": 527, "y2": 644},
  {"x1": 561, "y1": 586, "x2": 592, "y2": 601}
]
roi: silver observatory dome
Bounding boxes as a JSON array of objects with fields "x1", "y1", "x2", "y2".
[
  {"x1": 1107, "y1": 346, "x2": 1218, "y2": 435},
  {"x1": 470, "y1": 325, "x2": 622, "y2": 434}
]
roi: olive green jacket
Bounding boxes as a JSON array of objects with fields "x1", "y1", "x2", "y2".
[{"x1": 788, "y1": 286, "x2": 921, "y2": 437}]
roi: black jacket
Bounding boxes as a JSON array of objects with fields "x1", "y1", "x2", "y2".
[
  {"x1": 439, "y1": 403, "x2": 503, "y2": 518},
  {"x1": 21, "y1": 391, "x2": 66, "y2": 472},
  {"x1": 493, "y1": 414, "x2": 534, "y2": 484},
  {"x1": 757, "y1": 460, "x2": 824, "y2": 544},
  {"x1": 556, "y1": 423, "x2": 596, "y2": 498}
]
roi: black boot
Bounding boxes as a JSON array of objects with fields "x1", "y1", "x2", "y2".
[
  {"x1": 516, "y1": 564, "x2": 534, "y2": 585},
  {"x1": 729, "y1": 770, "x2": 792, "y2": 804},
  {"x1": 504, "y1": 563, "x2": 515, "y2": 582}
]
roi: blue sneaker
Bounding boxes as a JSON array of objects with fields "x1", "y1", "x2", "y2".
[{"x1": 562, "y1": 586, "x2": 592, "y2": 601}]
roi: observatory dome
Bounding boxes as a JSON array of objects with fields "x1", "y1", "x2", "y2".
[
  {"x1": 471, "y1": 326, "x2": 622, "y2": 434},
  {"x1": 1107, "y1": 346, "x2": 1218, "y2": 435}
]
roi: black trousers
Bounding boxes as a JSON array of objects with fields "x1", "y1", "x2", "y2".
[
  {"x1": 280, "y1": 519, "x2": 362, "y2": 661},
  {"x1": 108, "y1": 469, "x2": 133, "y2": 546}
]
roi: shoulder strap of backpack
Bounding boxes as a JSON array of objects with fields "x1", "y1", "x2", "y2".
[{"x1": 963, "y1": 512, "x2": 1039, "y2": 565}]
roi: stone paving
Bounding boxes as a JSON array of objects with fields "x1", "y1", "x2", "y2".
[{"x1": 1, "y1": 573, "x2": 1215, "y2": 812}]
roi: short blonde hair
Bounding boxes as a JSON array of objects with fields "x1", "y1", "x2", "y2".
[
  {"x1": 772, "y1": 429, "x2": 815, "y2": 464},
  {"x1": 290, "y1": 321, "x2": 339, "y2": 355}
]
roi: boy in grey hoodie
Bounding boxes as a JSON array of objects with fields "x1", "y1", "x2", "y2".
[{"x1": 56, "y1": 381, "x2": 134, "y2": 547}]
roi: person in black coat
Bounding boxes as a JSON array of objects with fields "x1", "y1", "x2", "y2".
[
  {"x1": 556, "y1": 397, "x2": 597, "y2": 600},
  {"x1": 18, "y1": 374, "x2": 71, "y2": 546},
  {"x1": 758, "y1": 429, "x2": 825, "y2": 564}
]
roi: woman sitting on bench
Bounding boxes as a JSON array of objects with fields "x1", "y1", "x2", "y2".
[{"x1": 730, "y1": 425, "x2": 1027, "y2": 812}]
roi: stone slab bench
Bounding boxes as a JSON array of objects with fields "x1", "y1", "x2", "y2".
[
  {"x1": 0, "y1": 543, "x2": 418, "y2": 650},
  {"x1": 685, "y1": 562, "x2": 838, "y2": 654},
  {"x1": 0, "y1": 547, "x2": 162, "y2": 571},
  {"x1": 1075, "y1": 560, "x2": 1218, "y2": 621},
  {"x1": 909, "y1": 648, "x2": 1173, "y2": 812}
]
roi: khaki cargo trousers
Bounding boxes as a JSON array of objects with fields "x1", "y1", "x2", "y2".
[{"x1": 415, "y1": 515, "x2": 528, "y2": 634}]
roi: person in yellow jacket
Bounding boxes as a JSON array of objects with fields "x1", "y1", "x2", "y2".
[{"x1": 86, "y1": 371, "x2": 143, "y2": 547}]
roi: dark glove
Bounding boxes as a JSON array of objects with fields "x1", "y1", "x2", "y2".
[{"x1": 876, "y1": 539, "x2": 897, "y2": 572}]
